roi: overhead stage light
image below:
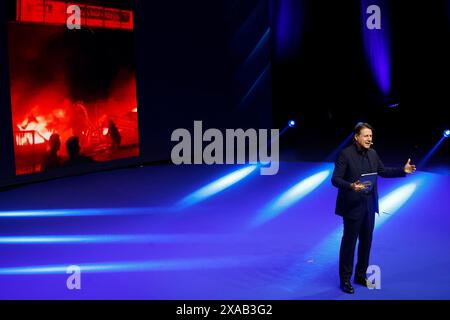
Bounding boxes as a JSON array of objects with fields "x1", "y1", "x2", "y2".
[
  {"x1": 288, "y1": 120, "x2": 296, "y2": 128},
  {"x1": 444, "y1": 130, "x2": 450, "y2": 138},
  {"x1": 418, "y1": 130, "x2": 448, "y2": 168}
]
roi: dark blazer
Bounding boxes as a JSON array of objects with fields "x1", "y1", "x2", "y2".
[{"x1": 331, "y1": 143, "x2": 406, "y2": 219}]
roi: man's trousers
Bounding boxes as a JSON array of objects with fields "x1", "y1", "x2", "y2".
[{"x1": 339, "y1": 208, "x2": 376, "y2": 282}]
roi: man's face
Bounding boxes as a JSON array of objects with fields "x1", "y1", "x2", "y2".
[{"x1": 355, "y1": 128, "x2": 373, "y2": 149}]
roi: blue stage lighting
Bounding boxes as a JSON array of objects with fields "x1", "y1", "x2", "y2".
[
  {"x1": 0, "y1": 234, "x2": 229, "y2": 245},
  {"x1": 288, "y1": 120, "x2": 296, "y2": 128},
  {"x1": 252, "y1": 165, "x2": 332, "y2": 227},
  {"x1": 0, "y1": 207, "x2": 170, "y2": 218},
  {"x1": 179, "y1": 165, "x2": 258, "y2": 207},
  {"x1": 444, "y1": 130, "x2": 450, "y2": 138},
  {"x1": 0, "y1": 256, "x2": 264, "y2": 275},
  {"x1": 418, "y1": 130, "x2": 449, "y2": 168},
  {"x1": 387, "y1": 103, "x2": 399, "y2": 108},
  {"x1": 375, "y1": 182, "x2": 419, "y2": 228}
]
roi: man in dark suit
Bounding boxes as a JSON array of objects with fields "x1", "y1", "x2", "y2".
[{"x1": 331, "y1": 123, "x2": 416, "y2": 294}]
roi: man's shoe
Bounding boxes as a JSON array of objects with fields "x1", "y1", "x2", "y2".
[
  {"x1": 340, "y1": 281, "x2": 355, "y2": 294},
  {"x1": 354, "y1": 276, "x2": 368, "y2": 287}
]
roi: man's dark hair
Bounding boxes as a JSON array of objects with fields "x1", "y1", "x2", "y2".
[{"x1": 354, "y1": 122, "x2": 374, "y2": 135}]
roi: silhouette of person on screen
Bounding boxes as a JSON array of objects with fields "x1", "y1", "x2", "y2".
[
  {"x1": 41, "y1": 133, "x2": 62, "y2": 171},
  {"x1": 331, "y1": 122, "x2": 416, "y2": 294},
  {"x1": 63, "y1": 136, "x2": 95, "y2": 167},
  {"x1": 108, "y1": 120, "x2": 121, "y2": 149}
]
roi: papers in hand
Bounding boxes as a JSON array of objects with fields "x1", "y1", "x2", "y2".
[{"x1": 360, "y1": 172, "x2": 377, "y2": 193}]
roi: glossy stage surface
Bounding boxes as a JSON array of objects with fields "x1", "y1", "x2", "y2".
[{"x1": 0, "y1": 162, "x2": 448, "y2": 299}]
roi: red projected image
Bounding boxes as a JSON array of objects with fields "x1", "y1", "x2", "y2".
[{"x1": 8, "y1": 0, "x2": 139, "y2": 175}]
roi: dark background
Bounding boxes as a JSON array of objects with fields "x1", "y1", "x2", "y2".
[{"x1": 272, "y1": 0, "x2": 449, "y2": 170}]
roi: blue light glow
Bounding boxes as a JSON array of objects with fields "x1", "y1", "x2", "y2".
[
  {"x1": 388, "y1": 103, "x2": 400, "y2": 108},
  {"x1": 418, "y1": 136, "x2": 446, "y2": 169},
  {"x1": 0, "y1": 207, "x2": 170, "y2": 218},
  {"x1": 253, "y1": 167, "x2": 331, "y2": 226},
  {"x1": 326, "y1": 133, "x2": 354, "y2": 162},
  {"x1": 179, "y1": 165, "x2": 258, "y2": 207},
  {"x1": 0, "y1": 256, "x2": 265, "y2": 275},
  {"x1": 244, "y1": 27, "x2": 271, "y2": 65},
  {"x1": 239, "y1": 63, "x2": 271, "y2": 107},
  {"x1": 0, "y1": 234, "x2": 231, "y2": 245},
  {"x1": 362, "y1": 0, "x2": 391, "y2": 97},
  {"x1": 272, "y1": 0, "x2": 303, "y2": 60},
  {"x1": 444, "y1": 129, "x2": 450, "y2": 138},
  {"x1": 375, "y1": 182, "x2": 419, "y2": 228},
  {"x1": 288, "y1": 120, "x2": 296, "y2": 128}
]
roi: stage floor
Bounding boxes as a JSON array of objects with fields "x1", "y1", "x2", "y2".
[{"x1": 0, "y1": 162, "x2": 449, "y2": 299}]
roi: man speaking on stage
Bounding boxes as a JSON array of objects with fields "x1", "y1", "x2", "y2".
[{"x1": 331, "y1": 122, "x2": 416, "y2": 294}]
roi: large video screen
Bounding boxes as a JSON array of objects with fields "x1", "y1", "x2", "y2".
[{"x1": 8, "y1": 0, "x2": 139, "y2": 175}]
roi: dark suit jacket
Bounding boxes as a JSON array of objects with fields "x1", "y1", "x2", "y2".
[{"x1": 331, "y1": 144, "x2": 406, "y2": 219}]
